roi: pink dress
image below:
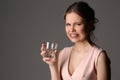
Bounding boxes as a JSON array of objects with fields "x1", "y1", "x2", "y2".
[{"x1": 60, "y1": 45, "x2": 105, "y2": 80}]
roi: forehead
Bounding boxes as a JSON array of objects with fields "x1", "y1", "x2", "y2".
[{"x1": 65, "y1": 12, "x2": 83, "y2": 23}]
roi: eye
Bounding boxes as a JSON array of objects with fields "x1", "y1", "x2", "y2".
[
  {"x1": 75, "y1": 22, "x2": 83, "y2": 27},
  {"x1": 77, "y1": 23, "x2": 82, "y2": 26},
  {"x1": 66, "y1": 23, "x2": 71, "y2": 26}
]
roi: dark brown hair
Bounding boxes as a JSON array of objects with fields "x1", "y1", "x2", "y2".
[{"x1": 64, "y1": 1, "x2": 98, "y2": 46}]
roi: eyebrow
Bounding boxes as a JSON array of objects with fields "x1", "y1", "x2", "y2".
[{"x1": 65, "y1": 22, "x2": 83, "y2": 24}]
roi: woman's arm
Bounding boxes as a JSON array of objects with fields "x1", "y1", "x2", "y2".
[
  {"x1": 49, "y1": 49, "x2": 63, "y2": 80},
  {"x1": 96, "y1": 51, "x2": 111, "y2": 80},
  {"x1": 49, "y1": 63, "x2": 60, "y2": 80}
]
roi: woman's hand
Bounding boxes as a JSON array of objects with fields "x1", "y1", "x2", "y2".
[
  {"x1": 40, "y1": 42, "x2": 62, "y2": 80},
  {"x1": 40, "y1": 43, "x2": 59, "y2": 66}
]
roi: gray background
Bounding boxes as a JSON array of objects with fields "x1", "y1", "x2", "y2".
[{"x1": 0, "y1": 0, "x2": 120, "y2": 80}]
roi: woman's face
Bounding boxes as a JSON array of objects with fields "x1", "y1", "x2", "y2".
[{"x1": 65, "y1": 12, "x2": 87, "y2": 43}]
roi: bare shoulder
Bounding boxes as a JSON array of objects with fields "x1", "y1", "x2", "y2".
[
  {"x1": 97, "y1": 50, "x2": 111, "y2": 66},
  {"x1": 98, "y1": 51, "x2": 107, "y2": 62},
  {"x1": 94, "y1": 45, "x2": 111, "y2": 67},
  {"x1": 96, "y1": 49, "x2": 111, "y2": 80}
]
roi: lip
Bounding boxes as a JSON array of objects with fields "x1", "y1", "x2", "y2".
[{"x1": 69, "y1": 33, "x2": 79, "y2": 38}]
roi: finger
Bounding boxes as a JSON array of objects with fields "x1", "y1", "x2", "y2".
[
  {"x1": 40, "y1": 51, "x2": 46, "y2": 57},
  {"x1": 54, "y1": 49, "x2": 58, "y2": 55},
  {"x1": 41, "y1": 43, "x2": 46, "y2": 51},
  {"x1": 43, "y1": 57, "x2": 52, "y2": 62}
]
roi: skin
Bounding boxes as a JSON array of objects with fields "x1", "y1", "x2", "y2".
[{"x1": 40, "y1": 12, "x2": 110, "y2": 80}]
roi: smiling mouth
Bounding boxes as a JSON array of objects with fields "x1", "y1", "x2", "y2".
[{"x1": 69, "y1": 33, "x2": 79, "y2": 38}]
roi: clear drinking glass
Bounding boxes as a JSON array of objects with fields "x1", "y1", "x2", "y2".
[{"x1": 44, "y1": 42, "x2": 58, "y2": 58}]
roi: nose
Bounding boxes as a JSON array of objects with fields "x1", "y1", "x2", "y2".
[{"x1": 70, "y1": 25, "x2": 76, "y2": 32}]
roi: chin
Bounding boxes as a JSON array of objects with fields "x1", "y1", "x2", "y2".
[
  {"x1": 70, "y1": 39, "x2": 83, "y2": 43},
  {"x1": 69, "y1": 36, "x2": 87, "y2": 43}
]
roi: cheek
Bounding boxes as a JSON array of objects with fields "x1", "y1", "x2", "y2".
[
  {"x1": 77, "y1": 27, "x2": 87, "y2": 39},
  {"x1": 65, "y1": 27, "x2": 69, "y2": 34},
  {"x1": 65, "y1": 27, "x2": 71, "y2": 38},
  {"x1": 77, "y1": 26, "x2": 86, "y2": 35}
]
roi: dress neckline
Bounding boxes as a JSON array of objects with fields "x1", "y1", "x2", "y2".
[{"x1": 66, "y1": 45, "x2": 95, "y2": 78}]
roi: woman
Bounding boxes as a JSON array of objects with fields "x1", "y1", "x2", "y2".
[{"x1": 40, "y1": 1, "x2": 111, "y2": 80}]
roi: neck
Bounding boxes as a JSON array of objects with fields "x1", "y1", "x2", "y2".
[{"x1": 73, "y1": 40, "x2": 93, "y2": 51}]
